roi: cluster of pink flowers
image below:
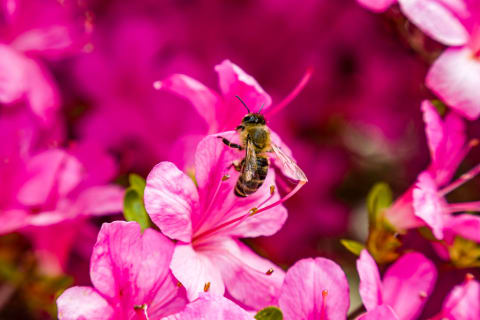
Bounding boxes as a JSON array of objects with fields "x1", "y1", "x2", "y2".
[{"x1": 1, "y1": 0, "x2": 480, "y2": 319}]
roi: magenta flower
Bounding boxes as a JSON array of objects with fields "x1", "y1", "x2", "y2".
[
  {"x1": 0, "y1": 0, "x2": 83, "y2": 124},
  {"x1": 356, "y1": 250, "x2": 437, "y2": 320},
  {"x1": 156, "y1": 59, "x2": 311, "y2": 134},
  {"x1": 430, "y1": 274, "x2": 480, "y2": 320},
  {"x1": 385, "y1": 100, "x2": 480, "y2": 239},
  {"x1": 277, "y1": 257, "x2": 350, "y2": 320},
  {"x1": 57, "y1": 221, "x2": 187, "y2": 320},
  {"x1": 144, "y1": 134, "x2": 287, "y2": 309},
  {"x1": 412, "y1": 101, "x2": 480, "y2": 241},
  {"x1": 166, "y1": 293, "x2": 252, "y2": 320},
  {"x1": 356, "y1": 0, "x2": 480, "y2": 120},
  {"x1": 0, "y1": 140, "x2": 123, "y2": 273}
]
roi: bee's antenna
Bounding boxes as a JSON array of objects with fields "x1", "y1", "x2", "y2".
[
  {"x1": 235, "y1": 95, "x2": 250, "y2": 113},
  {"x1": 258, "y1": 103, "x2": 265, "y2": 113}
]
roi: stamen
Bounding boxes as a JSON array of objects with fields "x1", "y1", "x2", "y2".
[
  {"x1": 266, "y1": 67, "x2": 313, "y2": 118},
  {"x1": 266, "y1": 268, "x2": 274, "y2": 275},
  {"x1": 134, "y1": 304, "x2": 149, "y2": 320},
  {"x1": 447, "y1": 201, "x2": 480, "y2": 213},
  {"x1": 419, "y1": 291, "x2": 427, "y2": 299},
  {"x1": 270, "y1": 185, "x2": 275, "y2": 195},
  {"x1": 322, "y1": 289, "x2": 328, "y2": 298},
  {"x1": 320, "y1": 289, "x2": 328, "y2": 320},
  {"x1": 466, "y1": 273, "x2": 475, "y2": 282},
  {"x1": 177, "y1": 282, "x2": 183, "y2": 287},
  {"x1": 249, "y1": 207, "x2": 258, "y2": 216},
  {"x1": 204, "y1": 282, "x2": 211, "y2": 292},
  {"x1": 222, "y1": 174, "x2": 230, "y2": 181},
  {"x1": 440, "y1": 163, "x2": 480, "y2": 196},
  {"x1": 153, "y1": 81, "x2": 163, "y2": 90}
]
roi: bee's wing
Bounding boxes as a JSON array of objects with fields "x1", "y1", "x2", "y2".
[
  {"x1": 243, "y1": 138, "x2": 257, "y2": 182},
  {"x1": 271, "y1": 143, "x2": 308, "y2": 182}
]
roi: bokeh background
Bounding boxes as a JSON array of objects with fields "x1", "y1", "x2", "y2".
[{"x1": 2, "y1": 0, "x2": 479, "y2": 318}]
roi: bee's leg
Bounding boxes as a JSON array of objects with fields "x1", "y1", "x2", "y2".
[
  {"x1": 217, "y1": 136, "x2": 244, "y2": 150},
  {"x1": 236, "y1": 125, "x2": 245, "y2": 131}
]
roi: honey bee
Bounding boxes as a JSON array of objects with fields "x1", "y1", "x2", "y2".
[{"x1": 218, "y1": 96, "x2": 307, "y2": 197}]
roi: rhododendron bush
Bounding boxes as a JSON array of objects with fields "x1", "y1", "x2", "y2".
[{"x1": 1, "y1": 0, "x2": 480, "y2": 319}]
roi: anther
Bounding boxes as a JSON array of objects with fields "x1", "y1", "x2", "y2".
[
  {"x1": 134, "y1": 304, "x2": 147, "y2": 311},
  {"x1": 249, "y1": 207, "x2": 258, "y2": 216},
  {"x1": 204, "y1": 282, "x2": 211, "y2": 292},
  {"x1": 153, "y1": 81, "x2": 163, "y2": 90},
  {"x1": 266, "y1": 268, "x2": 274, "y2": 275},
  {"x1": 469, "y1": 139, "x2": 479, "y2": 147},
  {"x1": 322, "y1": 289, "x2": 328, "y2": 298},
  {"x1": 270, "y1": 185, "x2": 275, "y2": 195},
  {"x1": 222, "y1": 174, "x2": 230, "y2": 181},
  {"x1": 466, "y1": 273, "x2": 475, "y2": 281},
  {"x1": 177, "y1": 282, "x2": 183, "y2": 287},
  {"x1": 419, "y1": 291, "x2": 427, "y2": 299}
]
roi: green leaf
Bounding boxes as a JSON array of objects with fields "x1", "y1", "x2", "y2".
[
  {"x1": 366, "y1": 182, "x2": 393, "y2": 227},
  {"x1": 340, "y1": 239, "x2": 365, "y2": 256},
  {"x1": 128, "y1": 173, "x2": 146, "y2": 196},
  {"x1": 123, "y1": 189, "x2": 151, "y2": 231},
  {"x1": 255, "y1": 307, "x2": 283, "y2": 320}
]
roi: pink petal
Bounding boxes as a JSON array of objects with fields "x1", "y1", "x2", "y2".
[
  {"x1": 73, "y1": 185, "x2": 124, "y2": 216},
  {"x1": 90, "y1": 221, "x2": 182, "y2": 317},
  {"x1": 445, "y1": 214, "x2": 480, "y2": 242},
  {"x1": 214, "y1": 60, "x2": 272, "y2": 130},
  {"x1": 356, "y1": 0, "x2": 397, "y2": 12},
  {"x1": 357, "y1": 305, "x2": 399, "y2": 320},
  {"x1": 382, "y1": 252, "x2": 437, "y2": 320},
  {"x1": 193, "y1": 133, "x2": 287, "y2": 238},
  {"x1": 421, "y1": 100, "x2": 466, "y2": 185},
  {"x1": 157, "y1": 74, "x2": 220, "y2": 132},
  {"x1": 442, "y1": 277, "x2": 480, "y2": 320},
  {"x1": 0, "y1": 44, "x2": 25, "y2": 103},
  {"x1": 357, "y1": 250, "x2": 383, "y2": 311},
  {"x1": 412, "y1": 171, "x2": 447, "y2": 239},
  {"x1": 17, "y1": 149, "x2": 83, "y2": 207},
  {"x1": 211, "y1": 238, "x2": 285, "y2": 309},
  {"x1": 426, "y1": 47, "x2": 480, "y2": 120},
  {"x1": 167, "y1": 293, "x2": 252, "y2": 320},
  {"x1": 398, "y1": 0, "x2": 470, "y2": 46},
  {"x1": 144, "y1": 161, "x2": 198, "y2": 242},
  {"x1": 10, "y1": 26, "x2": 73, "y2": 55},
  {"x1": 57, "y1": 286, "x2": 114, "y2": 320},
  {"x1": 170, "y1": 243, "x2": 225, "y2": 301},
  {"x1": 279, "y1": 257, "x2": 350, "y2": 320}
]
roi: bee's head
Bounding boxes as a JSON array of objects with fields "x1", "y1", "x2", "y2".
[{"x1": 242, "y1": 113, "x2": 266, "y2": 125}]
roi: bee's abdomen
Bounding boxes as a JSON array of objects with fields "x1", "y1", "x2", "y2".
[{"x1": 235, "y1": 156, "x2": 269, "y2": 197}]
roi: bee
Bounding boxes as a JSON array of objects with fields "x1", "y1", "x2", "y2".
[{"x1": 218, "y1": 96, "x2": 307, "y2": 197}]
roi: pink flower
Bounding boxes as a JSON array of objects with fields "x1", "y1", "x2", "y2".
[
  {"x1": 356, "y1": 250, "x2": 437, "y2": 320},
  {"x1": 412, "y1": 101, "x2": 480, "y2": 241},
  {"x1": 56, "y1": 221, "x2": 187, "y2": 320},
  {"x1": 356, "y1": 0, "x2": 480, "y2": 119},
  {"x1": 0, "y1": 0, "x2": 84, "y2": 124},
  {"x1": 0, "y1": 140, "x2": 123, "y2": 273},
  {"x1": 144, "y1": 134, "x2": 287, "y2": 309},
  {"x1": 385, "y1": 100, "x2": 480, "y2": 238},
  {"x1": 156, "y1": 59, "x2": 311, "y2": 135},
  {"x1": 166, "y1": 293, "x2": 252, "y2": 320},
  {"x1": 277, "y1": 257, "x2": 350, "y2": 320},
  {"x1": 430, "y1": 274, "x2": 480, "y2": 320}
]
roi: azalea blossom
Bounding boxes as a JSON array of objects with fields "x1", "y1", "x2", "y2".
[
  {"x1": 144, "y1": 134, "x2": 288, "y2": 309},
  {"x1": 154, "y1": 59, "x2": 311, "y2": 170},
  {"x1": 384, "y1": 101, "x2": 480, "y2": 243},
  {"x1": 57, "y1": 221, "x2": 187, "y2": 320},
  {"x1": 0, "y1": 135, "x2": 123, "y2": 273},
  {"x1": 0, "y1": 0, "x2": 85, "y2": 125},
  {"x1": 356, "y1": 250, "x2": 437, "y2": 320},
  {"x1": 277, "y1": 257, "x2": 350, "y2": 320},
  {"x1": 356, "y1": 0, "x2": 480, "y2": 120}
]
